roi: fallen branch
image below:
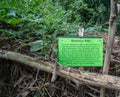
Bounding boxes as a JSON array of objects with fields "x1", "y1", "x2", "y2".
[{"x1": 0, "y1": 50, "x2": 120, "y2": 90}]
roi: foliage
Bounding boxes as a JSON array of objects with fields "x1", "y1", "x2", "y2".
[
  {"x1": 0, "y1": 0, "x2": 81, "y2": 55},
  {"x1": 0, "y1": 0, "x2": 111, "y2": 56},
  {"x1": 57, "y1": 0, "x2": 110, "y2": 25}
]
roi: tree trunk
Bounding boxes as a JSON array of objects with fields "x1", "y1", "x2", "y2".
[{"x1": 100, "y1": 0, "x2": 118, "y2": 97}]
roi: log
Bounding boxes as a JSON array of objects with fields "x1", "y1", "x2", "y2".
[{"x1": 0, "y1": 50, "x2": 120, "y2": 90}]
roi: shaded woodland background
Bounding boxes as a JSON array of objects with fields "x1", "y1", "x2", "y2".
[{"x1": 0, "y1": 0, "x2": 120, "y2": 97}]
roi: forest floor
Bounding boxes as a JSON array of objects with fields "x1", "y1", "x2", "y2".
[{"x1": 0, "y1": 33, "x2": 120, "y2": 97}]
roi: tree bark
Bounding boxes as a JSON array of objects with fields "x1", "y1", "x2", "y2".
[
  {"x1": 100, "y1": 0, "x2": 118, "y2": 97},
  {"x1": 0, "y1": 50, "x2": 120, "y2": 90}
]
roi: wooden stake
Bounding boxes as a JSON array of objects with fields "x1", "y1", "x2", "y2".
[{"x1": 78, "y1": 28, "x2": 85, "y2": 97}]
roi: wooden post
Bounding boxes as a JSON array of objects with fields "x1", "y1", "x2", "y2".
[
  {"x1": 100, "y1": 0, "x2": 118, "y2": 97},
  {"x1": 78, "y1": 28, "x2": 85, "y2": 97}
]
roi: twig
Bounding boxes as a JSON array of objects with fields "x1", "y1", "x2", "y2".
[
  {"x1": 16, "y1": 69, "x2": 39, "y2": 97},
  {"x1": 110, "y1": 64, "x2": 120, "y2": 70},
  {"x1": 51, "y1": 58, "x2": 59, "y2": 82},
  {"x1": 16, "y1": 81, "x2": 32, "y2": 97},
  {"x1": 86, "y1": 92, "x2": 97, "y2": 97},
  {"x1": 51, "y1": 61, "x2": 57, "y2": 82},
  {"x1": 86, "y1": 85, "x2": 99, "y2": 93},
  {"x1": 45, "y1": 87, "x2": 52, "y2": 97},
  {"x1": 112, "y1": 59, "x2": 120, "y2": 63},
  {"x1": 14, "y1": 75, "x2": 28, "y2": 87},
  {"x1": 79, "y1": 85, "x2": 85, "y2": 97},
  {"x1": 29, "y1": 69, "x2": 39, "y2": 87}
]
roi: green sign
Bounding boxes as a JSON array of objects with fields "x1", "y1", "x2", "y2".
[{"x1": 58, "y1": 38, "x2": 103, "y2": 67}]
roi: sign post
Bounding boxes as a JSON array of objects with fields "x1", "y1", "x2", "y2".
[{"x1": 58, "y1": 38, "x2": 103, "y2": 67}]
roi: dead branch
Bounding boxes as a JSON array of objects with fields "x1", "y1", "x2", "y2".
[{"x1": 0, "y1": 50, "x2": 120, "y2": 90}]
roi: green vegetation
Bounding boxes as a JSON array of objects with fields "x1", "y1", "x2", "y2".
[{"x1": 0, "y1": 0, "x2": 110, "y2": 56}]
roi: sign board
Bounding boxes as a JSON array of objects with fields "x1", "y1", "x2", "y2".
[{"x1": 58, "y1": 38, "x2": 103, "y2": 67}]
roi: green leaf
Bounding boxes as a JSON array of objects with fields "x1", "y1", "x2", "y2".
[
  {"x1": 0, "y1": 9, "x2": 7, "y2": 19},
  {"x1": 35, "y1": 30, "x2": 45, "y2": 35},
  {"x1": 7, "y1": 9, "x2": 16, "y2": 17},
  {"x1": 7, "y1": 18, "x2": 23, "y2": 25},
  {"x1": 30, "y1": 40, "x2": 43, "y2": 52}
]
